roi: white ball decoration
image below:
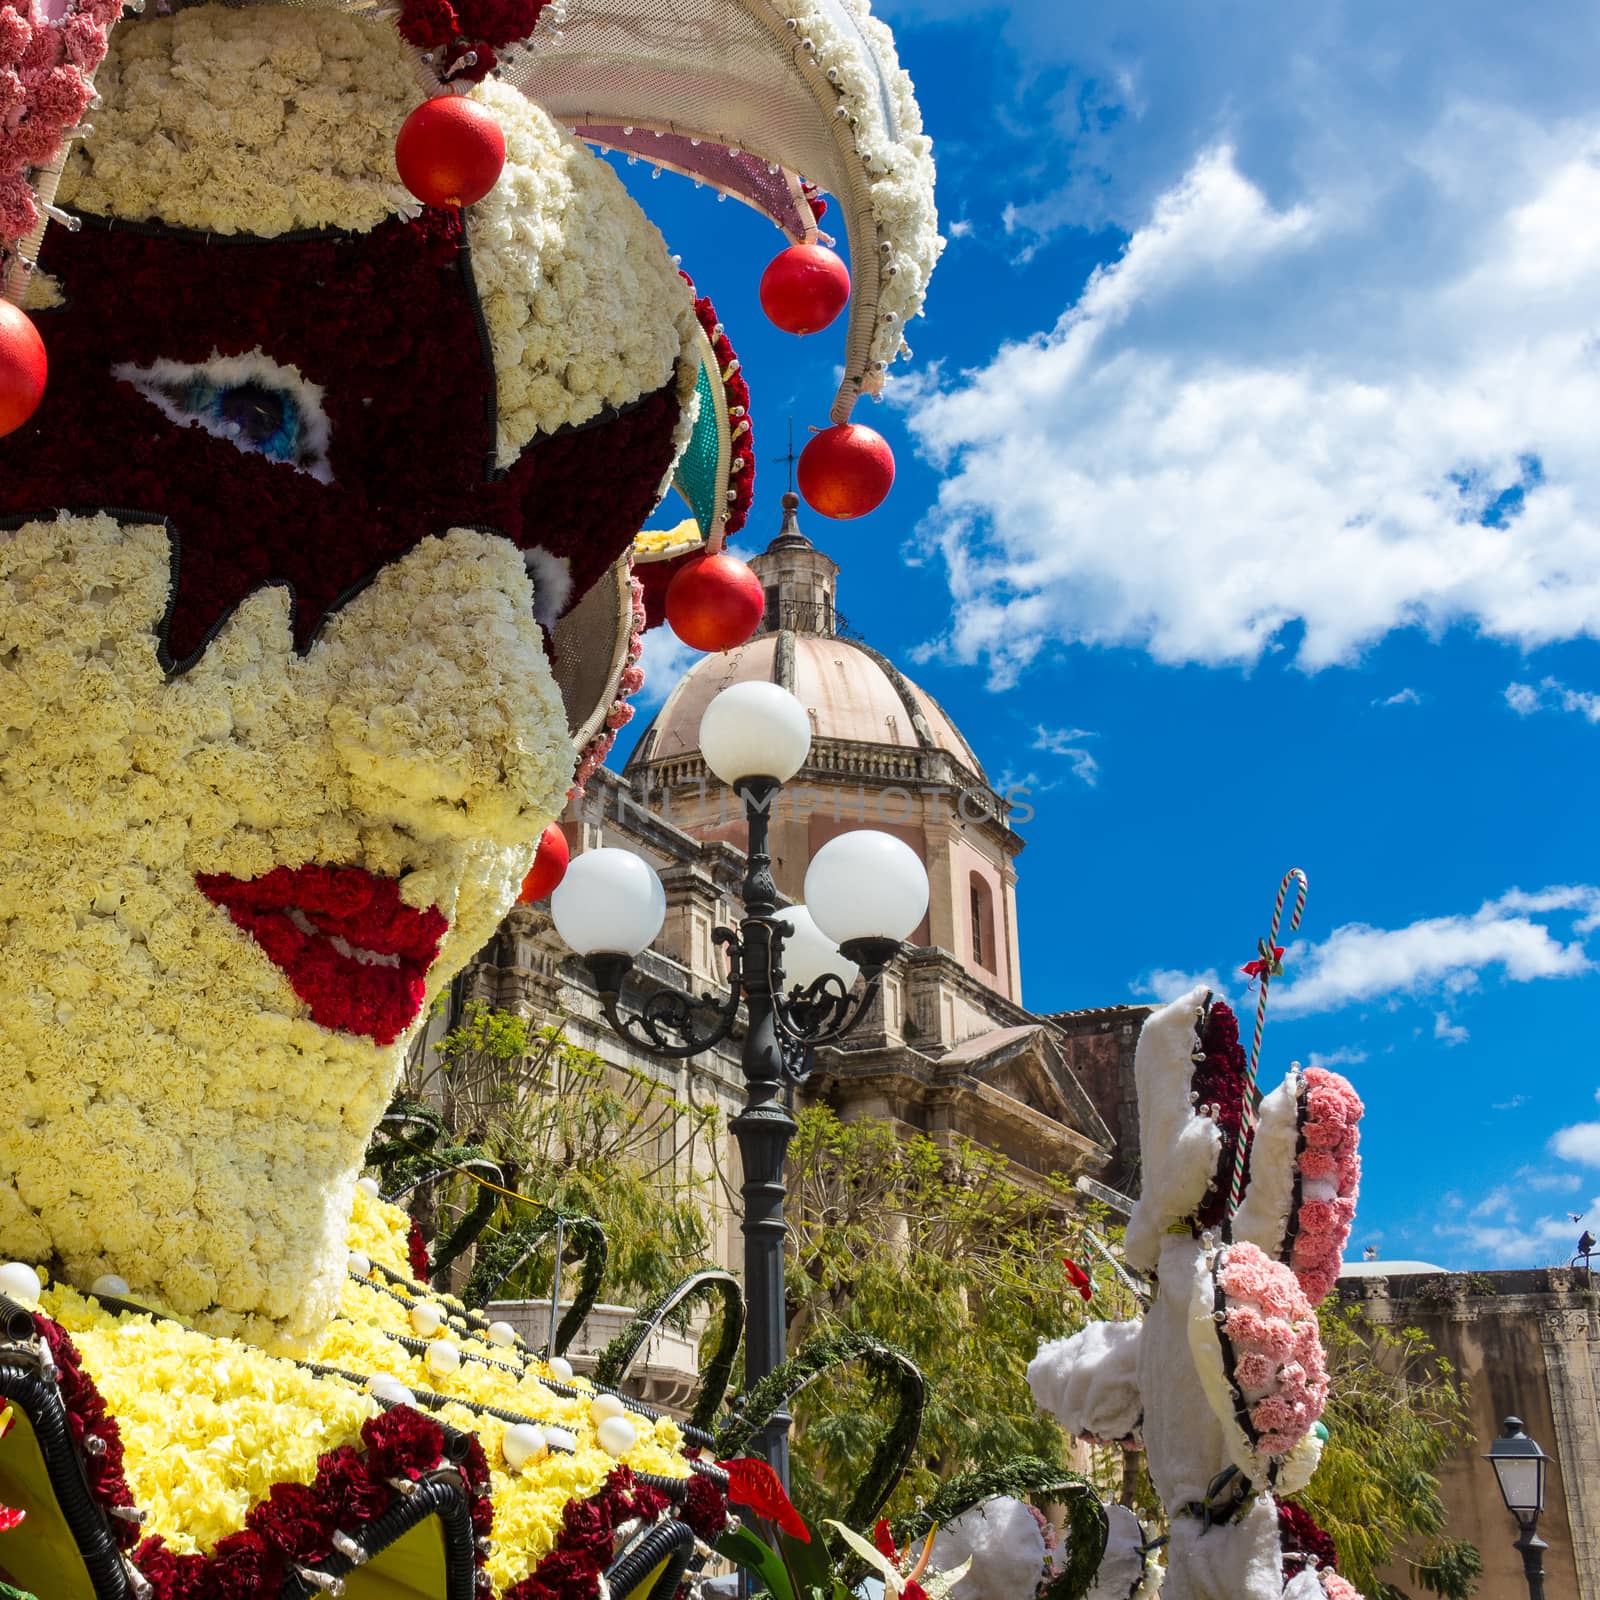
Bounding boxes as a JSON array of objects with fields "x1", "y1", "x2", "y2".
[
  {"x1": 547, "y1": 1355, "x2": 574, "y2": 1381},
  {"x1": 698, "y1": 681, "x2": 812, "y2": 785},
  {"x1": 502, "y1": 1423, "x2": 547, "y2": 1469},
  {"x1": 357, "y1": 1177, "x2": 381, "y2": 1198},
  {"x1": 347, "y1": 1250, "x2": 372, "y2": 1278},
  {"x1": 90, "y1": 1274, "x2": 130, "y2": 1299},
  {"x1": 550, "y1": 848, "x2": 666, "y2": 959},
  {"x1": 804, "y1": 830, "x2": 929, "y2": 945},
  {"x1": 544, "y1": 1425, "x2": 577, "y2": 1453},
  {"x1": 0, "y1": 1262, "x2": 40, "y2": 1302},
  {"x1": 426, "y1": 1341, "x2": 462, "y2": 1377},
  {"x1": 597, "y1": 1415, "x2": 638, "y2": 1458},
  {"x1": 368, "y1": 1374, "x2": 416, "y2": 1407},
  {"x1": 410, "y1": 1302, "x2": 443, "y2": 1337},
  {"x1": 773, "y1": 905, "x2": 860, "y2": 992},
  {"x1": 486, "y1": 1321, "x2": 518, "y2": 1348},
  {"x1": 590, "y1": 1392, "x2": 626, "y2": 1425}
]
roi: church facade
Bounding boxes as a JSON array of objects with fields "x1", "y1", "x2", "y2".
[{"x1": 461, "y1": 494, "x2": 1149, "y2": 1271}]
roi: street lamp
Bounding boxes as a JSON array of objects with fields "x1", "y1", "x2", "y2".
[
  {"x1": 1484, "y1": 1416, "x2": 1550, "y2": 1599},
  {"x1": 550, "y1": 681, "x2": 929, "y2": 1485}
]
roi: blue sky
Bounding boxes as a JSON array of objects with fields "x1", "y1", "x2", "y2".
[{"x1": 607, "y1": 0, "x2": 1600, "y2": 1270}]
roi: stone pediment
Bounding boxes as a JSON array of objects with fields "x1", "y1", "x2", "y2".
[{"x1": 937, "y1": 1024, "x2": 1114, "y2": 1148}]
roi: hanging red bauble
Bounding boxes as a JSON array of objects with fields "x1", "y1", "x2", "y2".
[
  {"x1": 0, "y1": 300, "x2": 47, "y2": 438},
  {"x1": 517, "y1": 823, "x2": 570, "y2": 904},
  {"x1": 758, "y1": 242, "x2": 851, "y2": 335},
  {"x1": 665, "y1": 551, "x2": 764, "y2": 652},
  {"x1": 797, "y1": 423, "x2": 895, "y2": 519},
  {"x1": 395, "y1": 95, "x2": 507, "y2": 208}
]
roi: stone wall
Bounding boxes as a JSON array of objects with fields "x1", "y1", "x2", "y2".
[{"x1": 1344, "y1": 1267, "x2": 1600, "y2": 1599}]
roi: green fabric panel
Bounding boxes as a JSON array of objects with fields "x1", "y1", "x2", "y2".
[{"x1": 673, "y1": 360, "x2": 720, "y2": 535}]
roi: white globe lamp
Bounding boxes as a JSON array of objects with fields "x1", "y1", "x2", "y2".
[
  {"x1": 804, "y1": 831, "x2": 929, "y2": 952},
  {"x1": 550, "y1": 848, "x2": 666, "y2": 958},
  {"x1": 699, "y1": 681, "x2": 812, "y2": 787},
  {"x1": 773, "y1": 905, "x2": 860, "y2": 992}
]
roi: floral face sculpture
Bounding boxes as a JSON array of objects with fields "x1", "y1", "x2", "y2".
[{"x1": 0, "y1": 2, "x2": 713, "y2": 1348}]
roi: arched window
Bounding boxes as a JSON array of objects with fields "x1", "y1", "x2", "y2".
[{"x1": 970, "y1": 872, "x2": 997, "y2": 974}]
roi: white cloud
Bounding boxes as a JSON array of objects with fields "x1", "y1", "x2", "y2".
[
  {"x1": 1136, "y1": 966, "x2": 1227, "y2": 1005},
  {"x1": 1433, "y1": 1011, "x2": 1470, "y2": 1046},
  {"x1": 1504, "y1": 676, "x2": 1600, "y2": 723},
  {"x1": 1030, "y1": 724, "x2": 1100, "y2": 785},
  {"x1": 1270, "y1": 886, "x2": 1597, "y2": 1017},
  {"x1": 947, "y1": 218, "x2": 974, "y2": 240},
  {"x1": 905, "y1": 124, "x2": 1600, "y2": 685},
  {"x1": 1374, "y1": 687, "x2": 1422, "y2": 708},
  {"x1": 1493, "y1": 1094, "x2": 1530, "y2": 1111},
  {"x1": 1551, "y1": 1122, "x2": 1600, "y2": 1166},
  {"x1": 633, "y1": 628, "x2": 697, "y2": 710},
  {"x1": 1518, "y1": 1167, "x2": 1582, "y2": 1193},
  {"x1": 1307, "y1": 1047, "x2": 1367, "y2": 1070},
  {"x1": 1434, "y1": 1175, "x2": 1595, "y2": 1264}
]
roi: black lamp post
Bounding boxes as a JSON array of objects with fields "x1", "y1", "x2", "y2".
[
  {"x1": 550, "y1": 682, "x2": 928, "y2": 1486},
  {"x1": 1485, "y1": 1416, "x2": 1550, "y2": 1600}
]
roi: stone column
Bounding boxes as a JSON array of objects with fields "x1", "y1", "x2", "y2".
[{"x1": 1540, "y1": 1304, "x2": 1600, "y2": 1599}]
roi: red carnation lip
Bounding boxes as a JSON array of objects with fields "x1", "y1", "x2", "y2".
[{"x1": 195, "y1": 864, "x2": 448, "y2": 1046}]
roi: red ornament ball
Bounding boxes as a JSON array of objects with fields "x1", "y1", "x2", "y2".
[
  {"x1": 759, "y1": 242, "x2": 851, "y2": 336},
  {"x1": 517, "y1": 823, "x2": 570, "y2": 904},
  {"x1": 665, "y1": 552, "x2": 764, "y2": 652},
  {"x1": 0, "y1": 300, "x2": 47, "y2": 438},
  {"x1": 797, "y1": 423, "x2": 895, "y2": 520},
  {"x1": 395, "y1": 95, "x2": 507, "y2": 208}
]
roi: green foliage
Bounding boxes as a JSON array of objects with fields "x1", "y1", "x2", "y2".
[
  {"x1": 397, "y1": 1002, "x2": 718, "y2": 1309},
  {"x1": 782, "y1": 1106, "x2": 1122, "y2": 1526},
  {"x1": 1293, "y1": 1300, "x2": 1480, "y2": 1599}
]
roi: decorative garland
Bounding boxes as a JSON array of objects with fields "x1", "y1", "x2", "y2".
[
  {"x1": 1190, "y1": 1000, "x2": 1251, "y2": 1233},
  {"x1": 1289, "y1": 1072, "x2": 1362, "y2": 1306},
  {"x1": 396, "y1": 0, "x2": 549, "y2": 84},
  {"x1": 0, "y1": 0, "x2": 116, "y2": 251},
  {"x1": 687, "y1": 277, "x2": 754, "y2": 539}
]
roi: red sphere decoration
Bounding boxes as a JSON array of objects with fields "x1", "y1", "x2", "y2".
[
  {"x1": 665, "y1": 552, "x2": 764, "y2": 652},
  {"x1": 0, "y1": 300, "x2": 47, "y2": 438},
  {"x1": 517, "y1": 824, "x2": 570, "y2": 904},
  {"x1": 759, "y1": 242, "x2": 852, "y2": 336},
  {"x1": 797, "y1": 423, "x2": 895, "y2": 520},
  {"x1": 395, "y1": 95, "x2": 507, "y2": 208}
]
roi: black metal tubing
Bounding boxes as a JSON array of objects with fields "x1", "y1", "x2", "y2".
[
  {"x1": 276, "y1": 1470, "x2": 478, "y2": 1600},
  {"x1": 605, "y1": 1518, "x2": 696, "y2": 1600},
  {"x1": 0, "y1": 1355, "x2": 131, "y2": 1600}
]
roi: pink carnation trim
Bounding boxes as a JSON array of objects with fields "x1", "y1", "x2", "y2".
[
  {"x1": 1290, "y1": 1069, "x2": 1364, "y2": 1304},
  {"x1": 1216, "y1": 1240, "x2": 1328, "y2": 1458}
]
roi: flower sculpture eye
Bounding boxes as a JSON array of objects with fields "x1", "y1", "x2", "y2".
[{"x1": 112, "y1": 349, "x2": 334, "y2": 483}]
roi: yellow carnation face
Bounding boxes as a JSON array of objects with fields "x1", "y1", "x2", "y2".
[{"x1": 0, "y1": 4, "x2": 698, "y2": 1346}]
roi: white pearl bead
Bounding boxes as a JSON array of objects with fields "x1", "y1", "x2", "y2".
[
  {"x1": 368, "y1": 1374, "x2": 416, "y2": 1407},
  {"x1": 0, "y1": 1262, "x2": 41, "y2": 1302},
  {"x1": 590, "y1": 1393, "x2": 626, "y2": 1425},
  {"x1": 546, "y1": 1355, "x2": 574, "y2": 1381},
  {"x1": 410, "y1": 1302, "x2": 443, "y2": 1337},
  {"x1": 348, "y1": 1251, "x2": 372, "y2": 1278},
  {"x1": 597, "y1": 1415, "x2": 637, "y2": 1458},
  {"x1": 486, "y1": 1321, "x2": 517, "y2": 1348},
  {"x1": 501, "y1": 1422, "x2": 546, "y2": 1468},
  {"x1": 426, "y1": 1341, "x2": 462, "y2": 1377},
  {"x1": 91, "y1": 1274, "x2": 130, "y2": 1299},
  {"x1": 543, "y1": 1425, "x2": 577, "y2": 1453},
  {"x1": 357, "y1": 1177, "x2": 381, "y2": 1198}
]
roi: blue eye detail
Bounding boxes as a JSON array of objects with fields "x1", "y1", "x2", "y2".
[{"x1": 114, "y1": 349, "x2": 333, "y2": 483}]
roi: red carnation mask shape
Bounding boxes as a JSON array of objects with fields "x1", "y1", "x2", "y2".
[{"x1": 0, "y1": 212, "x2": 682, "y2": 675}]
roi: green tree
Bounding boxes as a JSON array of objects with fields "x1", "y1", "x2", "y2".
[
  {"x1": 1294, "y1": 1299, "x2": 1481, "y2": 1599},
  {"x1": 398, "y1": 1001, "x2": 719, "y2": 1306},
  {"x1": 781, "y1": 1105, "x2": 1131, "y2": 1522}
]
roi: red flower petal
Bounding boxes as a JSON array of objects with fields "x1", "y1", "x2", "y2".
[
  {"x1": 716, "y1": 1458, "x2": 810, "y2": 1542},
  {"x1": 873, "y1": 1518, "x2": 898, "y2": 1561},
  {"x1": 0, "y1": 1504, "x2": 23, "y2": 1531}
]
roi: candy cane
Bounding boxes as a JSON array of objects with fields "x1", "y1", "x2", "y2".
[{"x1": 1226, "y1": 867, "x2": 1309, "y2": 1220}]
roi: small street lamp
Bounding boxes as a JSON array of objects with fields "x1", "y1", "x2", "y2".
[
  {"x1": 1484, "y1": 1416, "x2": 1550, "y2": 1600},
  {"x1": 551, "y1": 680, "x2": 929, "y2": 1486}
]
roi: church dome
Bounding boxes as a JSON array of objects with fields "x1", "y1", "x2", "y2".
[{"x1": 628, "y1": 496, "x2": 986, "y2": 780}]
